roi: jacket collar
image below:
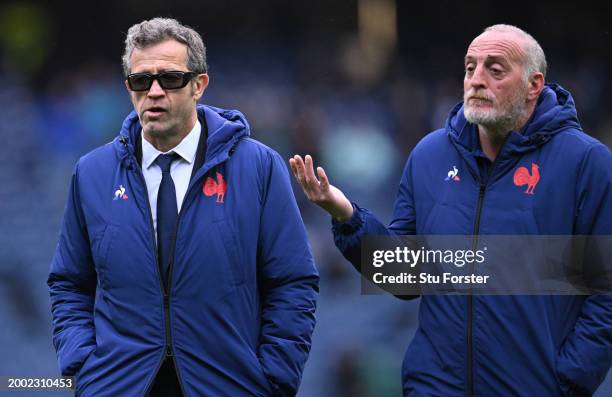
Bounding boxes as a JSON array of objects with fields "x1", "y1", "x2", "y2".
[
  {"x1": 446, "y1": 83, "x2": 581, "y2": 156},
  {"x1": 445, "y1": 84, "x2": 582, "y2": 183},
  {"x1": 115, "y1": 104, "x2": 249, "y2": 173}
]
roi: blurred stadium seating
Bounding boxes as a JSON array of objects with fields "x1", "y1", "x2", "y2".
[{"x1": 0, "y1": 1, "x2": 610, "y2": 395}]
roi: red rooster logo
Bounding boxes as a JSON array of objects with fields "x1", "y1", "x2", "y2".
[
  {"x1": 203, "y1": 172, "x2": 227, "y2": 203},
  {"x1": 513, "y1": 163, "x2": 540, "y2": 195}
]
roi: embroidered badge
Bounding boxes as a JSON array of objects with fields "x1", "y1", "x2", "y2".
[
  {"x1": 445, "y1": 166, "x2": 461, "y2": 182},
  {"x1": 203, "y1": 172, "x2": 227, "y2": 203},
  {"x1": 113, "y1": 185, "x2": 129, "y2": 200},
  {"x1": 513, "y1": 163, "x2": 540, "y2": 194}
]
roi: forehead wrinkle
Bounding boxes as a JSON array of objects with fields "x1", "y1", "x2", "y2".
[{"x1": 466, "y1": 35, "x2": 526, "y2": 64}]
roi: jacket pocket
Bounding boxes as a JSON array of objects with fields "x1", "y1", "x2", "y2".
[
  {"x1": 402, "y1": 328, "x2": 449, "y2": 385},
  {"x1": 92, "y1": 224, "x2": 117, "y2": 289},
  {"x1": 554, "y1": 354, "x2": 581, "y2": 397},
  {"x1": 74, "y1": 347, "x2": 97, "y2": 394},
  {"x1": 213, "y1": 218, "x2": 246, "y2": 286},
  {"x1": 249, "y1": 349, "x2": 275, "y2": 396}
]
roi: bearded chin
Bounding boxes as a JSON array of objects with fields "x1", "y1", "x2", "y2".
[
  {"x1": 464, "y1": 94, "x2": 528, "y2": 132},
  {"x1": 464, "y1": 107, "x2": 500, "y2": 126}
]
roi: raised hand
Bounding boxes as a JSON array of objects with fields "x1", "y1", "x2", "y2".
[{"x1": 289, "y1": 154, "x2": 354, "y2": 221}]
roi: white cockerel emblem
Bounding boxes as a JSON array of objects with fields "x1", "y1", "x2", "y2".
[
  {"x1": 113, "y1": 185, "x2": 128, "y2": 200},
  {"x1": 445, "y1": 166, "x2": 460, "y2": 182}
]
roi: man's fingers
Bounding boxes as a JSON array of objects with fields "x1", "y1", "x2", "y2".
[
  {"x1": 291, "y1": 155, "x2": 318, "y2": 197},
  {"x1": 292, "y1": 155, "x2": 350, "y2": 219},
  {"x1": 317, "y1": 166, "x2": 330, "y2": 192},
  {"x1": 291, "y1": 155, "x2": 307, "y2": 185},
  {"x1": 289, "y1": 158, "x2": 300, "y2": 180},
  {"x1": 290, "y1": 154, "x2": 340, "y2": 207},
  {"x1": 304, "y1": 155, "x2": 320, "y2": 187}
]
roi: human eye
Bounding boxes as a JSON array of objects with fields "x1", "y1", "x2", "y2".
[
  {"x1": 160, "y1": 72, "x2": 183, "y2": 83},
  {"x1": 489, "y1": 64, "x2": 505, "y2": 77},
  {"x1": 128, "y1": 73, "x2": 152, "y2": 90}
]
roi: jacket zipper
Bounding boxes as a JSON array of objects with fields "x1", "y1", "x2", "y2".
[
  {"x1": 466, "y1": 134, "x2": 509, "y2": 397},
  {"x1": 162, "y1": 147, "x2": 236, "y2": 397},
  {"x1": 160, "y1": 175, "x2": 208, "y2": 397},
  {"x1": 131, "y1": 163, "x2": 170, "y2": 397},
  {"x1": 467, "y1": 183, "x2": 485, "y2": 397},
  {"x1": 122, "y1": 137, "x2": 238, "y2": 397},
  {"x1": 119, "y1": 138, "x2": 187, "y2": 397}
]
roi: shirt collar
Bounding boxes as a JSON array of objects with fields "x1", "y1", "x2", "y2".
[{"x1": 142, "y1": 120, "x2": 201, "y2": 169}]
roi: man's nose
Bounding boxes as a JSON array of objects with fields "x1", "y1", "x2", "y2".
[
  {"x1": 468, "y1": 64, "x2": 487, "y2": 89},
  {"x1": 147, "y1": 79, "x2": 165, "y2": 97}
]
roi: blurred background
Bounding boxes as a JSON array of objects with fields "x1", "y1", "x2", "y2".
[{"x1": 0, "y1": 0, "x2": 610, "y2": 395}]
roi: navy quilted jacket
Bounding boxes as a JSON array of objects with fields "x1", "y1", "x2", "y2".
[
  {"x1": 48, "y1": 105, "x2": 319, "y2": 397},
  {"x1": 334, "y1": 84, "x2": 611, "y2": 396}
]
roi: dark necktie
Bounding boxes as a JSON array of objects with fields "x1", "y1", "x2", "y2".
[{"x1": 155, "y1": 153, "x2": 180, "y2": 287}]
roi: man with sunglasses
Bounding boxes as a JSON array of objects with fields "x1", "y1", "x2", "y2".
[{"x1": 48, "y1": 18, "x2": 318, "y2": 397}]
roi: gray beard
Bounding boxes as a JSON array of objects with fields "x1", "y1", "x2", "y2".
[
  {"x1": 464, "y1": 87, "x2": 529, "y2": 133},
  {"x1": 465, "y1": 101, "x2": 526, "y2": 133}
]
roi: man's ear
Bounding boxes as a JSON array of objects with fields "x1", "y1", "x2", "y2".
[
  {"x1": 193, "y1": 73, "x2": 209, "y2": 101},
  {"x1": 527, "y1": 72, "x2": 545, "y2": 101}
]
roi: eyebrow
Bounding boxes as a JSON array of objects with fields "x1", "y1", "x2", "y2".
[{"x1": 464, "y1": 55, "x2": 509, "y2": 66}]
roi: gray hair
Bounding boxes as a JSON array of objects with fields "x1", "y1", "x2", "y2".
[
  {"x1": 122, "y1": 18, "x2": 207, "y2": 76},
  {"x1": 484, "y1": 24, "x2": 547, "y2": 81}
]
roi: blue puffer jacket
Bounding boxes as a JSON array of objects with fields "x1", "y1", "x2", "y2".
[
  {"x1": 48, "y1": 105, "x2": 319, "y2": 397},
  {"x1": 334, "y1": 84, "x2": 611, "y2": 396}
]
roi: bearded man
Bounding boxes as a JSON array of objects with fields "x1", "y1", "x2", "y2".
[{"x1": 290, "y1": 24, "x2": 611, "y2": 396}]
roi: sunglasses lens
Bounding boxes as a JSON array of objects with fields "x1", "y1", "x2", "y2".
[
  {"x1": 159, "y1": 72, "x2": 185, "y2": 89},
  {"x1": 128, "y1": 74, "x2": 152, "y2": 91},
  {"x1": 127, "y1": 72, "x2": 194, "y2": 91}
]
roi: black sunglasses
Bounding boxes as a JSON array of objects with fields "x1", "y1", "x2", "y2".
[{"x1": 126, "y1": 71, "x2": 197, "y2": 91}]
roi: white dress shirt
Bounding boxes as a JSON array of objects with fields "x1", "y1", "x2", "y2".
[{"x1": 141, "y1": 120, "x2": 201, "y2": 238}]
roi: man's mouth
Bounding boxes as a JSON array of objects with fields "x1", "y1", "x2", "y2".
[
  {"x1": 468, "y1": 96, "x2": 493, "y2": 106},
  {"x1": 145, "y1": 107, "x2": 166, "y2": 117}
]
